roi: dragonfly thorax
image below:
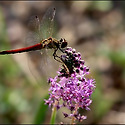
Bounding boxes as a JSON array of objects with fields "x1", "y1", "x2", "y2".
[{"x1": 41, "y1": 37, "x2": 68, "y2": 51}]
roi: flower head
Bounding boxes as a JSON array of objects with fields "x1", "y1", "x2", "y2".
[{"x1": 45, "y1": 47, "x2": 96, "y2": 123}]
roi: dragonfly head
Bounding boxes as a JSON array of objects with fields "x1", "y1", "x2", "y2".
[{"x1": 59, "y1": 38, "x2": 68, "y2": 49}]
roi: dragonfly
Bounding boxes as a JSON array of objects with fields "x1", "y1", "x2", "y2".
[{"x1": 0, "y1": 8, "x2": 69, "y2": 74}]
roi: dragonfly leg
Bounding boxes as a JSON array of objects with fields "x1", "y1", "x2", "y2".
[
  {"x1": 53, "y1": 49, "x2": 70, "y2": 75},
  {"x1": 59, "y1": 47, "x2": 65, "y2": 53},
  {"x1": 53, "y1": 49, "x2": 62, "y2": 63}
]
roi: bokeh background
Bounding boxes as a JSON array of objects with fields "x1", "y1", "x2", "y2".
[{"x1": 0, "y1": 1, "x2": 125, "y2": 124}]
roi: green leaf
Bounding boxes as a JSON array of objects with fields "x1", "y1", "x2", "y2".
[
  {"x1": 33, "y1": 94, "x2": 49, "y2": 124},
  {"x1": 92, "y1": 73, "x2": 113, "y2": 120}
]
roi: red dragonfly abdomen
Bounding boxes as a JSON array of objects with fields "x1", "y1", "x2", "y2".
[{"x1": 0, "y1": 43, "x2": 43, "y2": 55}]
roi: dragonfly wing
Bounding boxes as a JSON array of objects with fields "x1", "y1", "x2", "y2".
[
  {"x1": 38, "y1": 7, "x2": 57, "y2": 76},
  {"x1": 27, "y1": 49, "x2": 58, "y2": 85},
  {"x1": 40, "y1": 7, "x2": 56, "y2": 39},
  {"x1": 28, "y1": 15, "x2": 41, "y2": 39},
  {"x1": 27, "y1": 50, "x2": 50, "y2": 86},
  {"x1": 26, "y1": 15, "x2": 42, "y2": 46},
  {"x1": 39, "y1": 49, "x2": 59, "y2": 78},
  {"x1": 25, "y1": 15, "x2": 45, "y2": 84},
  {"x1": 25, "y1": 31, "x2": 40, "y2": 46},
  {"x1": 39, "y1": 7, "x2": 60, "y2": 79},
  {"x1": 25, "y1": 8, "x2": 58, "y2": 85}
]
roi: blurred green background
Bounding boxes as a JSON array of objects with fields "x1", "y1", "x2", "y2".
[{"x1": 0, "y1": 1, "x2": 125, "y2": 124}]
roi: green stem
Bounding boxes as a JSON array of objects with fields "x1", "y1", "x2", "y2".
[{"x1": 50, "y1": 101, "x2": 57, "y2": 124}]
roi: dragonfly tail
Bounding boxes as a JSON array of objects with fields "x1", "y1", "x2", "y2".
[{"x1": 0, "y1": 43, "x2": 43, "y2": 55}]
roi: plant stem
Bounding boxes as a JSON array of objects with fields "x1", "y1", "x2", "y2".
[
  {"x1": 50, "y1": 101, "x2": 58, "y2": 124},
  {"x1": 70, "y1": 104, "x2": 78, "y2": 125},
  {"x1": 71, "y1": 116, "x2": 75, "y2": 125}
]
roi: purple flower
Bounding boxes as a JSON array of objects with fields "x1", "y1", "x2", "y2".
[{"x1": 45, "y1": 47, "x2": 96, "y2": 123}]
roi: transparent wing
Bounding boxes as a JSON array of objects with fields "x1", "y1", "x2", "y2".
[
  {"x1": 25, "y1": 8, "x2": 58, "y2": 86},
  {"x1": 40, "y1": 7, "x2": 56, "y2": 39},
  {"x1": 26, "y1": 7, "x2": 56, "y2": 44},
  {"x1": 25, "y1": 15, "x2": 41, "y2": 46},
  {"x1": 27, "y1": 48, "x2": 59, "y2": 85},
  {"x1": 39, "y1": 7, "x2": 58, "y2": 80},
  {"x1": 25, "y1": 15, "x2": 46, "y2": 85}
]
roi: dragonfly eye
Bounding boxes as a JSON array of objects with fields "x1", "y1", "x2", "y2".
[
  {"x1": 61, "y1": 39, "x2": 68, "y2": 48},
  {"x1": 60, "y1": 38, "x2": 63, "y2": 43}
]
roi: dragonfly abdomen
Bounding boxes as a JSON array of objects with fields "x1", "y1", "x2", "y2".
[{"x1": 0, "y1": 43, "x2": 43, "y2": 55}]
